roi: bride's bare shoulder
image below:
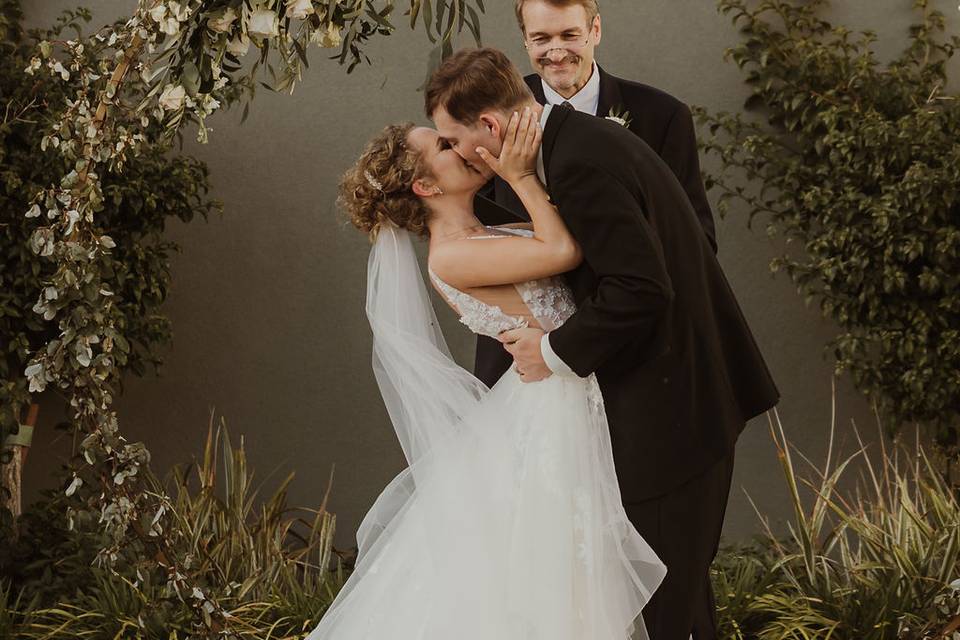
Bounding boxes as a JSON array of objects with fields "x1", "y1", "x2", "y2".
[{"x1": 427, "y1": 234, "x2": 520, "y2": 290}]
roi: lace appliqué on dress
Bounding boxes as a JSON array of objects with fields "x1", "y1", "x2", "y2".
[
  {"x1": 514, "y1": 279, "x2": 576, "y2": 332},
  {"x1": 585, "y1": 374, "x2": 605, "y2": 416},
  {"x1": 428, "y1": 270, "x2": 529, "y2": 339},
  {"x1": 571, "y1": 487, "x2": 596, "y2": 577}
]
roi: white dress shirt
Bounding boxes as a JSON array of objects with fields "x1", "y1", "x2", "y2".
[
  {"x1": 534, "y1": 103, "x2": 577, "y2": 377},
  {"x1": 541, "y1": 61, "x2": 601, "y2": 116}
]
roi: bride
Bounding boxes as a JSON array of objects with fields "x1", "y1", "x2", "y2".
[{"x1": 307, "y1": 108, "x2": 666, "y2": 640}]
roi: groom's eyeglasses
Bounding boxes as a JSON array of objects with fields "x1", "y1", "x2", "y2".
[{"x1": 523, "y1": 29, "x2": 593, "y2": 57}]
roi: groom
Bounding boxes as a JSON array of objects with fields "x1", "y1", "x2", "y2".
[
  {"x1": 474, "y1": 0, "x2": 717, "y2": 393},
  {"x1": 426, "y1": 48, "x2": 780, "y2": 639}
]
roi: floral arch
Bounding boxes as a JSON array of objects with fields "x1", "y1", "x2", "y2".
[{"x1": 19, "y1": 0, "x2": 481, "y2": 632}]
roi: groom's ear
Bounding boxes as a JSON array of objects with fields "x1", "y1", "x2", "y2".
[{"x1": 478, "y1": 113, "x2": 503, "y2": 141}]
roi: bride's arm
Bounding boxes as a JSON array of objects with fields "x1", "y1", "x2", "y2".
[{"x1": 430, "y1": 109, "x2": 581, "y2": 289}]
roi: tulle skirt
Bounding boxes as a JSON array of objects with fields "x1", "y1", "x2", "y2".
[{"x1": 306, "y1": 369, "x2": 666, "y2": 640}]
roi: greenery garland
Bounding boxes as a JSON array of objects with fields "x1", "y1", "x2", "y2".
[
  {"x1": 1, "y1": 1, "x2": 222, "y2": 510},
  {"x1": 15, "y1": 0, "x2": 481, "y2": 633}
]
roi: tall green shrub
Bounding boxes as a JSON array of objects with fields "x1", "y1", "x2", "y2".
[
  {"x1": 695, "y1": 0, "x2": 960, "y2": 449},
  {"x1": 0, "y1": 1, "x2": 220, "y2": 480}
]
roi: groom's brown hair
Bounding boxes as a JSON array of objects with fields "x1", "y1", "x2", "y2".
[{"x1": 424, "y1": 48, "x2": 533, "y2": 124}]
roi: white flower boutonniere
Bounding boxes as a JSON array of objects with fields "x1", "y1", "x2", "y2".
[{"x1": 606, "y1": 105, "x2": 633, "y2": 129}]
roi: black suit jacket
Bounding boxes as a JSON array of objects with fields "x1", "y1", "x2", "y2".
[
  {"x1": 487, "y1": 104, "x2": 779, "y2": 501},
  {"x1": 474, "y1": 67, "x2": 717, "y2": 390}
]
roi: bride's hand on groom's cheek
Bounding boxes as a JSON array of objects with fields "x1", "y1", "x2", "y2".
[
  {"x1": 476, "y1": 107, "x2": 541, "y2": 187},
  {"x1": 499, "y1": 327, "x2": 552, "y2": 383}
]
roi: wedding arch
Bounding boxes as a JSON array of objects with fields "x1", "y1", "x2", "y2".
[{"x1": 20, "y1": 0, "x2": 482, "y2": 631}]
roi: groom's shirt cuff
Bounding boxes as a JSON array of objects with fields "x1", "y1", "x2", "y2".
[{"x1": 540, "y1": 332, "x2": 575, "y2": 376}]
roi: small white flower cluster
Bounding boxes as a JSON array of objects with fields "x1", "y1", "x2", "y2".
[{"x1": 148, "y1": 0, "x2": 191, "y2": 37}]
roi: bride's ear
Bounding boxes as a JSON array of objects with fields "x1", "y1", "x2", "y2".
[{"x1": 412, "y1": 178, "x2": 440, "y2": 198}]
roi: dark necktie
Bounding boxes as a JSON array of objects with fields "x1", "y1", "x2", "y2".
[{"x1": 560, "y1": 100, "x2": 574, "y2": 110}]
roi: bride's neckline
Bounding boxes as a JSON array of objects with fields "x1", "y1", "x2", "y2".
[{"x1": 464, "y1": 225, "x2": 527, "y2": 240}]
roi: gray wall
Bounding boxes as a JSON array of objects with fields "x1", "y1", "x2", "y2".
[{"x1": 21, "y1": 1, "x2": 959, "y2": 549}]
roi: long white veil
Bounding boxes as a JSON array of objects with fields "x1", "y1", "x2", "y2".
[{"x1": 354, "y1": 224, "x2": 488, "y2": 557}]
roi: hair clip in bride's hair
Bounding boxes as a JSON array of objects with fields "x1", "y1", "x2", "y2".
[{"x1": 364, "y1": 170, "x2": 384, "y2": 192}]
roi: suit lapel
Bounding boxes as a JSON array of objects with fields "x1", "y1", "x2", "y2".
[
  {"x1": 541, "y1": 103, "x2": 573, "y2": 182},
  {"x1": 596, "y1": 65, "x2": 625, "y2": 118},
  {"x1": 524, "y1": 73, "x2": 547, "y2": 105}
]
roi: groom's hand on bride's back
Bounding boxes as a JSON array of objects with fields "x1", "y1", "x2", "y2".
[{"x1": 500, "y1": 327, "x2": 551, "y2": 383}]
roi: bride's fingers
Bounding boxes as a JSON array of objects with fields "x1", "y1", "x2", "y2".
[
  {"x1": 521, "y1": 108, "x2": 536, "y2": 147},
  {"x1": 530, "y1": 122, "x2": 543, "y2": 154},
  {"x1": 503, "y1": 110, "x2": 520, "y2": 152},
  {"x1": 475, "y1": 146, "x2": 499, "y2": 172},
  {"x1": 522, "y1": 111, "x2": 539, "y2": 153},
  {"x1": 513, "y1": 108, "x2": 532, "y2": 151}
]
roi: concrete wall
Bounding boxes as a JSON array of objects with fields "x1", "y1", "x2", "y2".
[{"x1": 21, "y1": 0, "x2": 959, "y2": 549}]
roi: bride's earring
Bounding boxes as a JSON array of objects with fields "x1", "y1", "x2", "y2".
[{"x1": 433, "y1": 186, "x2": 444, "y2": 196}]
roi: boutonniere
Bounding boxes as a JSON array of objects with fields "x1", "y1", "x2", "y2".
[{"x1": 605, "y1": 104, "x2": 633, "y2": 129}]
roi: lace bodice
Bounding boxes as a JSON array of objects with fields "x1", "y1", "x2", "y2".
[{"x1": 428, "y1": 227, "x2": 577, "y2": 339}]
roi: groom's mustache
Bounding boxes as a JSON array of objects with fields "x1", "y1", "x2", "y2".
[{"x1": 537, "y1": 53, "x2": 580, "y2": 67}]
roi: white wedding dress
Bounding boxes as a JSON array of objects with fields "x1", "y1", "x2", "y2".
[{"x1": 306, "y1": 226, "x2": 666, "y2": 640}]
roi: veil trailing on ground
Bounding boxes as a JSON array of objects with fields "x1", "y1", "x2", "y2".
[{"x1": 355, "y1": 224, "x2": 488, "y2": 557}]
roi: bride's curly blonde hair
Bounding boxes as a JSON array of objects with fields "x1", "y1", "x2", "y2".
[{"x1": 339, "y1": 122, "x2": 432, "y2": 240}]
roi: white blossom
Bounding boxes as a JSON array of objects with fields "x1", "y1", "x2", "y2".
[
  {"x1": 285, "y1": 0, "x2": 314, "y2": 20},
  {"x1": 247, "y1": 8, "x2": 279, "y2": 39},
  {"x1": 51, "y1": 60, "x2": 70, "y2": 81},
  {"x1": 23, "y1": 56, "x2": 41, "y2": 75},
  {"x1": 32, "y1": 298, "x2": 55, "y2": 321},
  {"x1": 168, "y1": 1, "x2": 189, "y2": 21},
  {"x1": 30, "y1": 228, "x2": 55, "y2": 257},
  {"x1": 226, "y1": 32, "x2": 250, "y2": 56},
  {"x1": 64, "y1": 209, "x2": 81, "y2": 235},
  {"x1": 65, "y1": 474, "x2": 83, "y2": 497},
  {"x1": 198, "y1": 94, "x2": 221, "y2": 117},
  {"x1": 75, "y1": 340, "x2": 93, "y2": 367},
  {"x1": 161, "y1": 16, "x2": 181, "y2": 36},
  {"x1": 311, "y1": 21, "x2": 342, "y2": 48},
  {"x1": 148, "y1": 4, "x2": 167, "y2": 23},
  {"x1": 25, "y1": 362, "x2": 47, "y2": 392},
  {"x1": 25, "y1": 204, "x2": 41, "y2": 218},
  {"x1": 158, "y1": 83, "x2": 186, "y2": 110}
]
